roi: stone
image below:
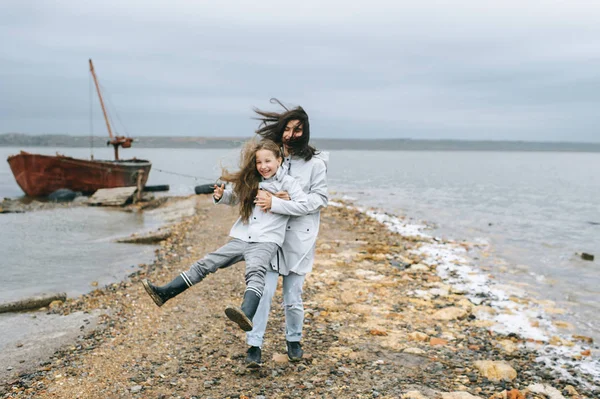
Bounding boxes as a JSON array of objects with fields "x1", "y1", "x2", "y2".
[
  {"x1": 549, "y1": 336, "x2": 574, "y2": 347},
  {"x1": 473, "y1": 360, "x2": 517, "y2": 382},
  {"x1": 130, "y1": 385, "x2": 142, "y2": 393},
  {"x1": 48, "y1": 300, "x2": 63, "y2": 310},
  {"x1": 432, "y1": 306, "x2": 468, "y2": 320},
  {"x1": 441, "y1": 392, "x2": 482, "y2": 399},
  {"x1": 430, "y1": 338, "x2": 448, "y2": 346},
  {"x1": 408, "y1": 332, "x2": 429, "y2": 341},
  {"x1": 272, "y1": 353, "x2": 289, "y2": 363},
  {"x1": 526, "y1": 384, "x2": 566, "y2": 399},
  {"x1": 403, "y1": 347, "x2": 426, "y2": 355},
  {"x1": 497, "y1": 340, "x2": 518, "y2": 354},
  {"x1": 507, "y1": 389, "x2": 525, "y2": 399},
  {"x1": 402, "y1": 391, "x2": 429, "y2": 399},
  {"x1": 564, "y1": 386, "x2": 579, "y2": 397},
  {"x1": 340, "y1": 291, "x2": 356, "y2": 304},
  {"x1": 572, "y1": 335, "x2": 593, "y2": 344},
  {"x1": 409, "y1": 264, "x2": 429, "y2": 272}
]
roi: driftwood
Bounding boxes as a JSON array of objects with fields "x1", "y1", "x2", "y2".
[
  {"x1": 0, "y1": 293, "x2": 67, "y2": 314},
  {"x1": 115, "y1": 229, "x2": 172, "y2": 244},
  {"x1": 87, "y1": 187, "x2": 137, "y2": 206}
]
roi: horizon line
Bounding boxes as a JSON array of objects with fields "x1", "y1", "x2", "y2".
[{"x1": 1, "y1": 132, "x2": 599, "y2": 145}]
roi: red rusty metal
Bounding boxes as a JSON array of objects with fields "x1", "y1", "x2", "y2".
[{"x1": 7, "y1": 151, "x2": 151, "y2": 197}]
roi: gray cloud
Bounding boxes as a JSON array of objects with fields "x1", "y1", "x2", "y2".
[{"x1": 1, "y1": 0, "x2": 600, "y2": 141}]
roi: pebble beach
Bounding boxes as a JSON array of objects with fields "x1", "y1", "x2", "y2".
[{"x1": 1, "y1": 195, "x2": 598, "y2": 399}]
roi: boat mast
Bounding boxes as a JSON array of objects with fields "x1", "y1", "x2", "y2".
[{"x1": 89, "y1": 59, "x2": 133, "y2": 161}]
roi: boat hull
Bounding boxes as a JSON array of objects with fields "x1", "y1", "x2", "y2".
[{"x1": 7, "y1": 152, "x2": 152, "y2": 197}]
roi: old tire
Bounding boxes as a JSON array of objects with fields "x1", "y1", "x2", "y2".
[{"x1": 195, "y1": 184, "x2": 215, "y2": 195}]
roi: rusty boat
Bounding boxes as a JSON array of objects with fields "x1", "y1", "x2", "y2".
[{"x1": 7, "y1": 59, "x2": 151, "y2": 197}]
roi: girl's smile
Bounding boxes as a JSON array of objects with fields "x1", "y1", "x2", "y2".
[{"x1": 255, "y1": 149, "x2": 282, "y2": 179}]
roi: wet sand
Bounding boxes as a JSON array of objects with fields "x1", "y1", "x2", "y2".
[{"x1": 1, "y1": 196, "x2": 597, "y2": 398}]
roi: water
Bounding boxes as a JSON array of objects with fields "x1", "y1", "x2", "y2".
[{"x1": 1, "y1": 146, "x2": 599, "y2": 343}]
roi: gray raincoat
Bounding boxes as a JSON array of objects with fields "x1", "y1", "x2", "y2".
[{"x1": 269, "y1": 151, "x2": 329, "y2": 275}]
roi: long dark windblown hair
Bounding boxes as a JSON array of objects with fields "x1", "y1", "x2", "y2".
[
  {"x1": 254, "y1": 98, "x2": 317, "y2": 161},
  {"x1": 220, "y1": 139, "x2": 282, "y2": 223}
]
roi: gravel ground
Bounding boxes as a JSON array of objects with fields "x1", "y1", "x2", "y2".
[{"x1": 1, "y1": 196, "x2": 596, "y2": 399}]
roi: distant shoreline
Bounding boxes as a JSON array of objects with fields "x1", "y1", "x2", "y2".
[{"x1": 2, "y1": 133, "x2": 600, "y2": 152}]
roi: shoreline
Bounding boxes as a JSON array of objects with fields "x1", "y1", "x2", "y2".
[
  {"x1": 1, "y1": 197, "x2": 598, "y2": 398},
  {"x1": 335, "y1": 202, "x2": 599, "y2": 388}
]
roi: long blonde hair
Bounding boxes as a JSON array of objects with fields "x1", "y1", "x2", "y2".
[{"x1": 220, "y1": 139, "x2": 282, "y2": 223}]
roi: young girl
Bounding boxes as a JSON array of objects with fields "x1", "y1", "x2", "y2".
[{"x1": 142, "y1": 139, "x2": 307, "y2": 332}]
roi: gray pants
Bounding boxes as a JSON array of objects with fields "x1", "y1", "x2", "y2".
[
  {"x1": 246, "y1": 270, "x2": 306, "y2": 347},
  {"x1": 182, "y1": 238, "x2": 278, "y2": 297}
]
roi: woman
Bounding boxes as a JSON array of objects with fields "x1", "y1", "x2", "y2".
[{"x1": 245, "y1": 100, "x2": 328, "y2": 367}]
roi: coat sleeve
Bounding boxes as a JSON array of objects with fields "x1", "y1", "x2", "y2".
[
  {"x1": 213, "y1": 189, "x2": 238, "y2": 206},
  {"x1": 270, "y1": 160, "x2": 328, "y2": 216}
]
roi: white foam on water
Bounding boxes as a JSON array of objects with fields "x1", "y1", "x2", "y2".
[{"x1": 331, "y1": 200, "x2": 600, "y2": 388}]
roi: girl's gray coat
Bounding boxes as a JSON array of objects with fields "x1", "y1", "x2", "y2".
[
  {"x1": 270, "y1": 152, "x2": 329, "y2": 275},
  {"x1": 216, "y1": 166, "x2": 307, "y2": 246}
]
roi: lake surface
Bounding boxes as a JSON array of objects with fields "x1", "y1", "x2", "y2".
[{"x1": 1, "y1": 146, "x2": 599, "y2": 343}]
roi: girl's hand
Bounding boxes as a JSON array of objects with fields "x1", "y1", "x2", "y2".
[
  {"x1": 213, "y1": 184, "x2": 225, "y2": 201},
  {"x1": 254, "y1": 189, "x2": 272, "y2": 211},
  {"x1": 273, "y1": 191, "x2": 290, "y2": 201}
]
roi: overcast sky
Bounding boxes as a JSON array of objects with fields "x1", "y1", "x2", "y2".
[{"x1": 1, "y1": 1, "x2": 600, "y2": 141}]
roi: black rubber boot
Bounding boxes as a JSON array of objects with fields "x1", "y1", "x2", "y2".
[
  {"x1": 225, "y1": 290, "x2": 261, "y2": 332},
  {"x1": 286, "y1": 341, "x2": 304, "y2": 362},
  {"x1": 245, "y1": 346, "x2": 262, "y2": 368},
  {"x1": 142, "y1": 274, "x2": 190, "y2": 307}
]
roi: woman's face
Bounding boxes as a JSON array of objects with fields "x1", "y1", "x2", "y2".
[
  {"x1": 282, "y1": 119, "x2": 304, "y2": 145},
  {"x1": 255, "y1": 149, "x2": 282, "y2": 179}
]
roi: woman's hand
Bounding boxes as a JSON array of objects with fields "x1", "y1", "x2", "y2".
[
  {"x1": 213, "y1": 183, "x2": 225, "y2": 201},
  {"x1": 254, "y1": 189, "x2": 273, "y2": 211},
  {"x1": 273, "y1": 191, "x2": 290, "y2": 201}
]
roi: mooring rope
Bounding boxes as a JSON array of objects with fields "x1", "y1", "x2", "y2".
[{"x1": 153, "y1": 168, "x2": 218, "y2": 183}]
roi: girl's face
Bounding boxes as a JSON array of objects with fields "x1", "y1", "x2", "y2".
[
  {"x1": 282, "y1": 119, "x2": 303, "y2": 145},
  {"x1": 255, "y1": 149, "x2": 282, "y2": 179}
]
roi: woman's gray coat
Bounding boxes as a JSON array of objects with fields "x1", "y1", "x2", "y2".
[{"x1": 270, "y1": 152, "x2": 329, "y2": 275}]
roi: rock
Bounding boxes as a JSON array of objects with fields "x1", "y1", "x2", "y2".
[
  {"x1": 402, "y1": 391, "x2": 429, "y2": 399},
  {"x1": 272, "y1": 353, "x2": 289, "y2": 363},
  {"x1": 563, "y1": 386, "x2": 579, "y2": 397},
  {"x1": 549, "y1": 336, "x2": 574, "y2": 347},
  {"x1": 473, "y1": 360, "x2": 517, "y2": 382},
  {"x1": 48, "y1": 300, "x2": 63, "y2": 310},
  {"x1": 403, "y1": 347, "x2": 426, "y2": 355},
  {"x1": 432, "y1": 306, "x2": 469, "y2": 320},
  {"x1": 526, "y1": 384, "x2": 566, "y2": 399},
  {"x1": 497, "y1": 339, "x2": 518, "y2": 354},
  {"x1": 430, "y1": 338, "x2": 448, "y2": 346},
  {"x1": 441, "y1": 392, "x2": 482, "y2": 399},
  {"x1": 130, "y1": 385, "x2": 142, "y2": 393},
  {"x1": 572, "y1": 334, "x2": 593, "y2": 344},
  {"x1": 507, "y1": 389, "x2": 525, "y2": 399},
  {"x1": 409, "y1": 264, "x2": 429, "y2": 272},
  {"x1": 408, "y1": 332, "x2": 429, "y2": 342},
  {"x1": 581, "y1": 252, "x2": 594, "y2": 261},
  {"x1": 340, "y1": 291, "x2": 356, "y2": 304}
]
